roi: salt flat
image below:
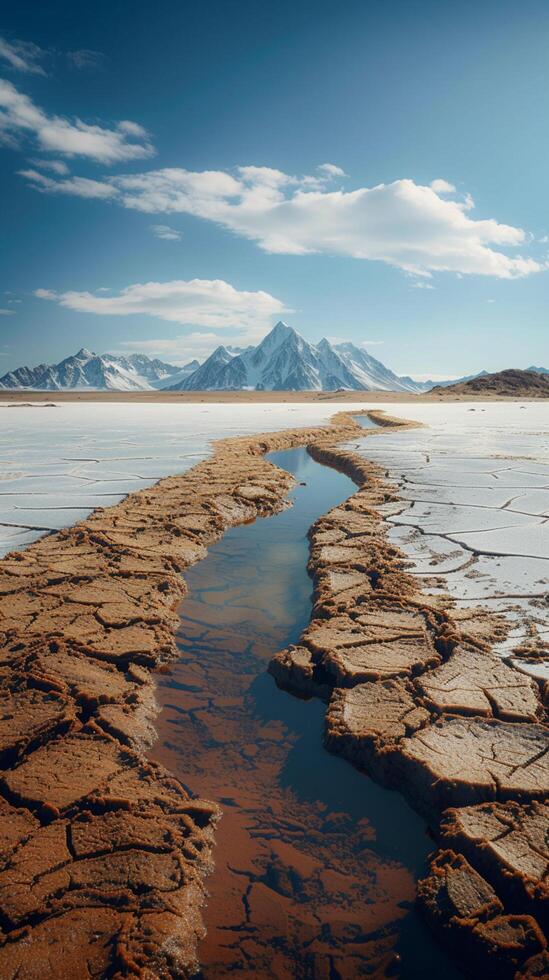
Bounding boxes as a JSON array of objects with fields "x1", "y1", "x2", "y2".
[
  {"x1": 2, "y1": 400, "x2": 548, "y2": 679},
  {"x1": 0, "y1": 401, "x2": 374, "y2": 556},
  {"x1": 346, "y1": 402, "x2": 549, "y2": 677}
]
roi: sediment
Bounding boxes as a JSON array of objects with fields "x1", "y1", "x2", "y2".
[
  {"x1": 269, "y1": 436, "x2": 549, "y2": 978},
  {"x1": 0, "y1": 409, "x2": 398, "y2": 978},
  {"x1": 2, "y1": 404, "x2": 547, "y2": 978}
]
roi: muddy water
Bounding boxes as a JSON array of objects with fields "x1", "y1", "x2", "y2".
[{"x1": 150, "y1": 448, "x2": 462, "y2": 979}]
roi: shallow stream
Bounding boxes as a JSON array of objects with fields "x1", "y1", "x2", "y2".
[{"x1": 150, "y1": 447, "x2": 463, "y2": 978}]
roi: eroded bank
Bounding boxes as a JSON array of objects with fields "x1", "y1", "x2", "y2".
[
  {"x1": 0, "y1": 410, "x2": 407, "y2": 977},
  {"x1": 151, "y1": 447, "x2": 462, "y2": 978}
]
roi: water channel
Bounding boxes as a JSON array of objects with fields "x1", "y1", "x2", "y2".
[{"x1": 150, "y1": 444, "x2": 463, "y2": 978}]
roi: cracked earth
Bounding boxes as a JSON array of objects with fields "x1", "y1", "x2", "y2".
[
  {"x1": 0, "y1": 401, "x2": 547, "y2": 978},
  {"x1": 270, "y1": 403, "x2": 549, "y2": 979}
]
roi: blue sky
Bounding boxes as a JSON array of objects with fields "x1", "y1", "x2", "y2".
[{"x1": 1, "y1": 0, "x2": 548, "y2": 378}]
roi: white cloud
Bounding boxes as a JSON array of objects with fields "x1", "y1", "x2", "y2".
[
  {"x1": 150, "y1": 223, "x2": 182, "y2": 241},
  {"x1": 0, "y1": 36, "x2": 46, "y2": 75},
  {"x1": 118, "y1": 331, "x2": 243, "y2": 363},
  {"x1": 35, "y1": 278, "x2": 288, "y2": 332},
  {"x1": 0, "y1": 308, "x2": 15, "y2": 315},
  {"x1": 19, "y1": 169, "x2": 118, "y2": 199},
  {"x1": 326, "y1": 335, "x2": 384, "y2": 347},
  {"x1": 23, "y1": 162, "x2": 544, "y2": 279},
  {"x1": 30, "y1": 158, "x2": 70, "y2": 175},
  {"x1": 0, "y1": 79, "x2": 154, "y2": 163},
  {"x1": 411, "y1": 281, "x2": 435, "y2": 289},
  {"x1": 318, "y1": 163, "x2": 347, "y2": 178},
  {"x1": 430, "y1": 178, "x2": 456, "y2": 194}
]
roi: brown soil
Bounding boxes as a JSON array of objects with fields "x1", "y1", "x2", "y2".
[
  {"x1": 0, "y1": 408, "x2": 410, "y2": 978},
  {"x1": 269, "y1": 438, "x2": 548, "y2": 978},
  {"x1": 417, "y1": 850, "x2": 546, "y2": 979},
  {"x1": 1, "y1": 400, "x2": 546, "y2": 977},
  {"x1": 0, "y1": 386, "x2": 546, "y2": 404}
]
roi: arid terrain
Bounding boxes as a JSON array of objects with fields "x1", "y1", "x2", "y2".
[
  {"x1": 0, "y1": 402, "x2": 546, "y2": 978},
  {"x1": 0, "y1": 379, "x2": 548, "y2": 406},
  {"x1": 432, "y1": 369, "x2": 549, "y2": 399}
]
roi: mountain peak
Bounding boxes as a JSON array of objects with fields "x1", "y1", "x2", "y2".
[
  {"x1": 271, "y1": 320, "x2": 292, "y2": 334},
  {"x1": 255, "y1": 320, "x2": 300, "y2": 356},
  {"x1": 75, "y1": 348, "x2": 95, "y2": 360}
]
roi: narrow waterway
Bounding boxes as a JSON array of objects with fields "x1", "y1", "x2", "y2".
[{"x1": 150, "y1": 447, "x2": 463, "y2": 979}]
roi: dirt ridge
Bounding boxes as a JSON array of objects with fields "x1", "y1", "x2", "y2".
[{"x1": 269, "y1": 436, "x2": 548, "y2": 979}]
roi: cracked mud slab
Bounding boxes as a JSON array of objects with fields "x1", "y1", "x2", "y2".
[
  {"x1": 440, "y1": 801, "x2": 548, "y2": 928},
  {"x1": 418, "y1": 850, "x2": 546, "y2": 979}
]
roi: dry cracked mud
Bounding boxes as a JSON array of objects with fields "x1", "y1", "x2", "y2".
[
  {"x1": 1, "y1": 404, "x2": 547, "y2": 978},
  {"x1": 269, "y1": 437, "x2": 549, "y2": 979},
  {"x1": 0, "y1": 409, "x2": 399, "y2": 978}
]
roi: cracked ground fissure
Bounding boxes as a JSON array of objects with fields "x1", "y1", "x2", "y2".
[
  {"x1": 0, "y1": 408, "x2": 413, "y2": 979},
  {"x1": 0, "y1": 408, "x2": 547, "y2": 978},
  {"x1": 269, "y1": 437, "x2": 548, "y2": 979}
]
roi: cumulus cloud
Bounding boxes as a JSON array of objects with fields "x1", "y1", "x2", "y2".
[
  {"x1": 0, "y1": 36, "x2": 47, "y2": 75},
  {"x1": 150, "y1": 223, "x2": 182, "y2": 240},
  {"x1": 318, "y1": 163, "x2": 347, "y2": 178},
  {"x1": 22, "y1": 161, "x2": 544, "y2": 279},
  {"x1": 0, "y1": 79, "x2": 154, "y2": 163},
  {"x1": 430, "y1": 178, "x2": 456, "y2": 194},
  {"x1": 35, "y1": 278, "x2": 288, "y2": 331}
]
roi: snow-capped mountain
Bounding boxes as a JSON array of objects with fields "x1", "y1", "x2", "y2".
[
  {"x1": 174, "y1": 322, "x2": 429, "y2": 393},
  {"x1": 178, "y1": 346, "x2": 239, "y2": 391},
  {"x1": 324, "y1": 340, "x2": 423, "y2": 392},
  {"x1": 1, "y1": 328, "x2": 501, "y2": 393},
  {"x1": 0, "y1": 349, "x2": 198, "y2": 391}
]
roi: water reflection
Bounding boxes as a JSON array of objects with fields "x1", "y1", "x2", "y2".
[
  {"x1": 353, "y1": 413, "x2": 380, "y2": 429},
  {"x1": 150, "y1": 448, "x2": 462, "y2": 978}
]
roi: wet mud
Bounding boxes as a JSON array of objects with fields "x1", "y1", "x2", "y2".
[{"x1": 151, "y1": 448, "x2": 462, "y2": 978}]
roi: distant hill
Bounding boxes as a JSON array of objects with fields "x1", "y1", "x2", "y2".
[{"x1": 432, "y1": 368, "x2": 549, "y2": 398}]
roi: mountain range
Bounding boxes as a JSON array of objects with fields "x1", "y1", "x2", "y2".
[
  {"x1": 0, "y1": 348, "x2": 199, "y2": 392},
  {"x1": 171, "y1": 322, "x2": 433, "y2": 393},
  {"x1": 0, "y1": 323, "x2": 546, "y2": 393}
]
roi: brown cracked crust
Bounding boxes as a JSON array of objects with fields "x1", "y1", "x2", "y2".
[
  {"x1": 0, "y1": 408, "x2": 407, "y2": 978},
  {"x1": 268, "y1": 432, "x2": 548, "y2": 977},
  {"x1": 417, "y1": 850, "x2": 546, "y2": 979}
]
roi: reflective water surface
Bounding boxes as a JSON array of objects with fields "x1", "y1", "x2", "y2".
[
  {"x1": 353, "y1": 414, "x2": 381, "y2": 429},
  {"x1": 150, "y1": 448, "x2": 463, "y2": 978}
]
